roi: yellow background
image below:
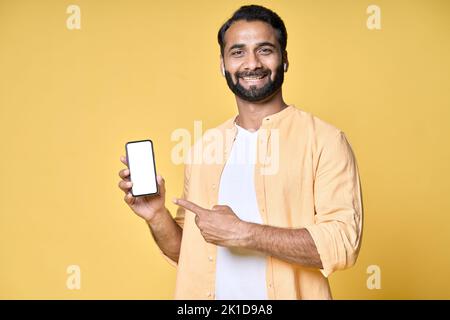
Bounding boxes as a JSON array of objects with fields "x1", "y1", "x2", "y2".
[{"x1": 1, "y1": 0, "x2": 449, "y2": 299}]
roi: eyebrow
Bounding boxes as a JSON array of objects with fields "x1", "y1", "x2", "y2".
[{"x1": 227, "y1": 41, "x2": 277, "y2": 52}]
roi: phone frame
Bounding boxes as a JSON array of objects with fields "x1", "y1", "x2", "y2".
[{"x1": 125, "y1": 139, "x2": 160, "y2": 197}]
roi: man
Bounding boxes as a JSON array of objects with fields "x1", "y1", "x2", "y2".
[{"x1": 118, "y1": 5, "x2": 363, "y2": 300}]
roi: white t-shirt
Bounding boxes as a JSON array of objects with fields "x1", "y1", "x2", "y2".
[{"x1": 215, "y1": 123, "x2": 268, "y2": 300}]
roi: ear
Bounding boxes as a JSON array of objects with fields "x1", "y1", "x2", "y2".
[
  {"x1": 220, "y1": 56, "x2": 225, "y2": 77},
  {"x1": 283, "y1": 51, "x2": 289, "y2": 72}
]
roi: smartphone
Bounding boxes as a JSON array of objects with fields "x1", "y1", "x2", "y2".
[{"x1": 125, "y1": 139, "x2": 159, "y2": 197}]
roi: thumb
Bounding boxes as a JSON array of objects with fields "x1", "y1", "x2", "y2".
[{"x1": 157, "y1": 174, "x2": 166, "y2": 194}]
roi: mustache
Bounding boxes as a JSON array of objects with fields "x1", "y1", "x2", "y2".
[{"x1": 236, "y1": 69, "x2": 271, "y2": 78}]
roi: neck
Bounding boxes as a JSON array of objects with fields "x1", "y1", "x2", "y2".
[{"x1": 235, "y1": 89, "x2": 288, "y2": 131}]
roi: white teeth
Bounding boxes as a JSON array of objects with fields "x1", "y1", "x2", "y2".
[{"x1": 242, "y1": 75, "x2": 265, "y2": 80}]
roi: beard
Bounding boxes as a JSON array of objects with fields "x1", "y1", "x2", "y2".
[{"x1": 225, "y1": 63, "x2": 284, "y2": 102}]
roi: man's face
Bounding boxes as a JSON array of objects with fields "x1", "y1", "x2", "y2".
[{"x1": 222, "y1": 20, "x2": 286, "y2": 102}]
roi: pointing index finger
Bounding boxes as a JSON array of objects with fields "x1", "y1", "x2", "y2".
[{"x1": 173, "y1": 198, "x2": 208, "y2": 216}]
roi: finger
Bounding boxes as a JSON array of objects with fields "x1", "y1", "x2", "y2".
[
  {"x1": 120, "y1": 155, "x2": 128, "y2": 166},
  {"x1": 118, "y1": 168, "x2": 130, "y2": 179},
  {"x1": 157, "y1": 174, "x2": 166, "y2": 194},
  {"x1": 124, "y1": 191, "x2": 135, "y2": 205},
  {"x1": 173, "y1": 198, "x2": 208, "y2": 216},
  {"x1": 118, "y1": 180, "x2": 133, "y2": 193},
  {"x1": 212, "y1": 205, "x2": 233, "y2": 212}
]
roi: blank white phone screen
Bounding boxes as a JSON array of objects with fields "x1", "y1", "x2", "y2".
[{"x1": 126, "y1": 140, "x2": 157, "y2": 196}]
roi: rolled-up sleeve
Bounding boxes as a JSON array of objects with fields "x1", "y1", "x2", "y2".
[{"x1": 305, "y1": 131, "x2": 363, "y2": 277}]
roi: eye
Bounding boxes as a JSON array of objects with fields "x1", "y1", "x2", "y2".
[
  {"x1": 231, "y1": 50, "x2": 244, "y2": 57},
  {"x1": 259, "y1": 47, "x2": 273, "y2": 55}
]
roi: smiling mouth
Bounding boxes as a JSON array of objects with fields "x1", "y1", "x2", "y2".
[{"x1": 239, "y1": 74, "x2": 268, "y2": 82}]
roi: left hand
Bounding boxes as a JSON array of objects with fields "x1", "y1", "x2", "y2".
[{"x1": 173, "y1": 198, "x2": 250, "y2": 247}]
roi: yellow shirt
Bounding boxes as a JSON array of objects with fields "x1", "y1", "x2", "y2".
[{"x1": 163, "y1": 105, "x2": 363, "y2": 300}]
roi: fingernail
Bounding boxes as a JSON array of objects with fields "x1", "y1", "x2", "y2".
[{"x1": 172, "y1": 198, "x2": 178, "y2": 204}]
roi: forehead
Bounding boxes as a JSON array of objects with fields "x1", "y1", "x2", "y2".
[{"x1": 223, "y1": 20, "x2": 279, "y2": 49}]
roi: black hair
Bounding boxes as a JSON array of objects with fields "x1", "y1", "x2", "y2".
[{"x1": 217, "y1": 4, "x2": 288, "y2": 56}]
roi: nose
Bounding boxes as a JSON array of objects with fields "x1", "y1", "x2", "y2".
[{"x1": 244, "y1": 51, "x2": 262, "y2": 71}]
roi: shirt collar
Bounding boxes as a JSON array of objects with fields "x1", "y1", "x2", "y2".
[{"x1": 227, "y1": 105, "x2": 296, "y2": 130}]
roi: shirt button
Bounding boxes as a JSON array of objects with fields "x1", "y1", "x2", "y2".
[
  {"x1": 208, "y1": 256, "x2": 213, "y2": 262},
  {"x1": 268, "y1": 283, "x2": 272, "y2": 288},
  {"x1": 207, "y1": 292, "x2": 212, "y2": 297}
]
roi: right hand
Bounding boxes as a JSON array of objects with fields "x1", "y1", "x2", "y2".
[{"x1": 118, "y1": 155, "x2": 166, "y2": 222}]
